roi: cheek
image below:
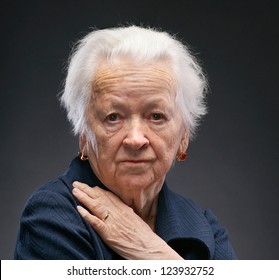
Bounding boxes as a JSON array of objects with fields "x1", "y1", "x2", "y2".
[
  {"x1": 154, "y1": 126, "x2": 182, "y2": 161},
  {"x1": 163, "y1": 120, "x2": 183, "y2": 147},
  {"x1": 93, "y1": 127, "x2": 123, "y2": 161},
  {"x1": 87, "y1": 119, "x2": 110, "y2": 148}
]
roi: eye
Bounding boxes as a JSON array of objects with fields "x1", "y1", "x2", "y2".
[
  {"x1": 106, "y1": 113, "x2": 119, "y2": 122},
  {"x1": 151, "y1": 113, "x2": 164, "y2": 121}
]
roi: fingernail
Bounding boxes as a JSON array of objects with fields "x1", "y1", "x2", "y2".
[
  {"x1": 72, "y1": 187, "x2": 80, "y2": 195},
  {"x1": 77, "y1": 205, "x2": 85, "y2": 215},
  {"x1": 73, "y1": 181, "x2": 79, "y2": 188}
]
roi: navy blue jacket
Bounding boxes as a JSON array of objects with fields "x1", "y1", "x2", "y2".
[{"x1": 14, "y1": 157, "x2": 237, "y2": 259}]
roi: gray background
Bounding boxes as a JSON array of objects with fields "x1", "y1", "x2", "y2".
[{"x1": 1, "y1": 0, "x2": 278, "y2": 259}]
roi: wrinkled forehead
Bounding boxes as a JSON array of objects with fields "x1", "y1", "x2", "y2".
[{"x1": 91, "y1": 60, "x2": 176, "y2": 98}]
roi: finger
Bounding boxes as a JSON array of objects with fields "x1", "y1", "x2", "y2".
[
  {"x1": 77, "y1": 205, "x2": 107, "y2": 233},
  {"x1": 73, "y1": 181, "x2": 90, "y2": 189},
  {"x1": 73, "y1": 181, "x2": 94, "y2": 194},
  {"x1": 72, "y1": 187, "x2": 97, "y2": 210},
  {"x1": 73, "y1": 181, "x2": 105, "y2": 199},
  {"x1": 73, "y1": 187, "x2": 110, "y2": 219},
  {"x1": 72, "y1": 185, "x2": 90, "y2": 201}
]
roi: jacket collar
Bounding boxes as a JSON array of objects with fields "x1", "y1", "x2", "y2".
[
  {"x1": 156, "y1": 184, "x2": 215, "y2": 259},
  {"x1": 61, "y1": 157, "x2": 108, "y2": 191}
]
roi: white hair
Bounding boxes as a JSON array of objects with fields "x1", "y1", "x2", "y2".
[{"x1": 60, "y1": 25, "x2": 208, "y2": 148}]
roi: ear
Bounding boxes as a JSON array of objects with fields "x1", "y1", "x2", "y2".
[{"x1": 176, "y1": 129, "x2": 189, "y2": 156}]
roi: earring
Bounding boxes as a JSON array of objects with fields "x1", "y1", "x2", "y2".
[
  {"x1": 78, "y1": 152, "x2": 88, "y2": 161},
  {"x1": 176, "y1": 152, "x2": 187, "y2": 162}
]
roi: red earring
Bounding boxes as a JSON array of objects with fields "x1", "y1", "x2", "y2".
[
  {"x1": 78, "y1": 152, "x2": 88, "y2": 161},
  {"x1": 176, "y1": 152, "x2": 187, "y2": 161}
]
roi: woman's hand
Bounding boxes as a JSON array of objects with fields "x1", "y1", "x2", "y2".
[{"x1": 72, "y1": 181, "x2": 183, "y2": 260}]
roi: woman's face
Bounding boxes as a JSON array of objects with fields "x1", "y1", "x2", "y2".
[{"x1": 82, "y1": 61, "x2": 188, "y2": 197}]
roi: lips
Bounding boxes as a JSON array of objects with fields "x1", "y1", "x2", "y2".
[
  {"x1": 123, "y1": 160, "x2": 149, "y2": 163},
  {"x1": 121, "y1": 159, "x2": 153, "y2": 164},
  {"x1": 125, "y1": 160, "x2": 145, "y2": 163}
]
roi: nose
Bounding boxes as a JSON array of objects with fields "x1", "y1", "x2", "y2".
[{"x1": 123, "y1": 118, "x2": 149, "y2": 150}]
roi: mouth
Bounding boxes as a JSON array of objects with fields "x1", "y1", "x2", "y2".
[
  {"x1": 123, "y1": 160, "x2": 148, "y2": 163},
  {"x1": 121, "y1": 159, "x2": 153, "y2": 164}
]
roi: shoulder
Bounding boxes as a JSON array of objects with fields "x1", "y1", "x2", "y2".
[
  {"x1": 162, "y1": 186, "x2": 237, "y2": 259},
  {"x1": 166, "y1": 188, "x2": 225, "y2": 233},
  {"x1": 15, "y1": 159, "x2": 117, "y2": 260},
  {"x1": 18, "y1": 178, "x2": 82, "y2": 239},
  {"x1": 23, "y1": 178, "x2": 76, "y2": 215},
  {"x1": 15, "y1": 178, "x2": 96, "y2": 259},
  {"x1": 166, "y1": 187, "x2": 207, "y2": 217},
  {"x1": 166, "y1": 188, "x2": 226, "y2": 223}
]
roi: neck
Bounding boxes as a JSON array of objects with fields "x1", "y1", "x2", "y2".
[
  {"x1": 131, "y1": 193, "x2": 159, "y2": 231},
  {"x1": 118, "y1": 184, "x2": 162, "y2": 231}
]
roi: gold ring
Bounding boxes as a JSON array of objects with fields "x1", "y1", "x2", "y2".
[{"x1": 102, "y1": 212, "x2": 109, "y2": 222}]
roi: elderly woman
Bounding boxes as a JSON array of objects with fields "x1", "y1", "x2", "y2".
[{"x1": 14, "y1": 26, "x2": 236, "y2": 260}]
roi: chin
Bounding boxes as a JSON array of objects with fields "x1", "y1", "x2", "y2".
[{"x1": 115, "y1": 174, "x2": 157, "y2": 191}]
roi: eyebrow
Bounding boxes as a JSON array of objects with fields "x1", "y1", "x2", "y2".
[{"x1": 96, "y1": 96, "x2": 175, "y2": 115}]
